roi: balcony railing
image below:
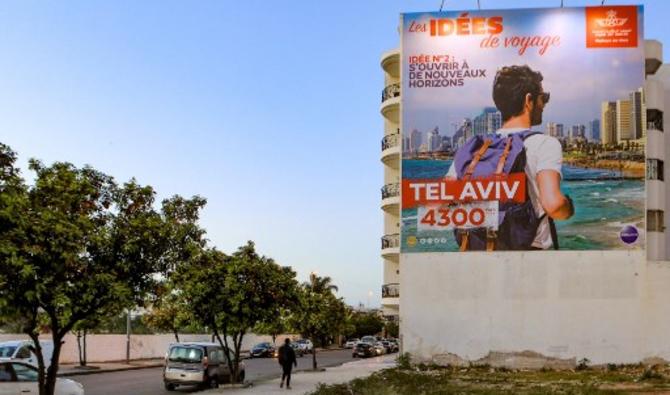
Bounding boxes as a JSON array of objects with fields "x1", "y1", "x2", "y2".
[
  {"x1": 382, "y1": 283, "x2": 400, "y2": 298},
  {"x1": 381, "y1": 83, "x2": 401, "y2": 103},
  {"x1": 381, "y1": 233, "x2": 400, "y2": 250},
  {"x1": 381, "y1": 183, "x2": 400, "y2": 199},
  {"x1": 381, "y1": 133, "x2": 400, "y2": 151}
]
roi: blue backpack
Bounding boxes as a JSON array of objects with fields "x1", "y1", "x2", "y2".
[{"x1": 452, "y1": 130, "x2": 558, "y2": 251}]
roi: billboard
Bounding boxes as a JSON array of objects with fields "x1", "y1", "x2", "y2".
[{"x1": 400, "y1": 6, "x2": 645, "y2": 252}]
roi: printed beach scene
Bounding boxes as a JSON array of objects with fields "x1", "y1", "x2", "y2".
[{"x1": 401, "y1": 159, "x2": 645, "y2": 252}]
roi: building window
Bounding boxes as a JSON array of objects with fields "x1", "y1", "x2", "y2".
[
  {"x1": 647, "y1": 109, "x2": 663, "y2": 132},
  {"x1": 647, "y1": 159, "x2": 664, "y2": 181},
  {"x1": 647, "y1": 210, "x2": 665, "y2": 232}
]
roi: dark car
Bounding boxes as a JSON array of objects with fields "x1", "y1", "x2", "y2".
[
  {"x1": 352, "y1": 342, "x2": 375, "y2": 358},
  {"x1": 250, "y1": 342, "x2": 275, "y2": 358},
  {"x1": 380, "y1": 341, "x2": 394, "y2": 354},
  {"x1": 163, "y1": 342, "x2": 246, "y2": 391}
]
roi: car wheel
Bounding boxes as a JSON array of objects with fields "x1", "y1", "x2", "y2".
[
  {"x1": 209, "y1": 376, "x2": 219, "y2": 389},
  {"x1": 165, "y1": 383, "x2": 176, "y2": 391}
]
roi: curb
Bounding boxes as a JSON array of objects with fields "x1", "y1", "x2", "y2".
[{"x1": 58, "y1": 363, "x2": 164, "y2": 377}]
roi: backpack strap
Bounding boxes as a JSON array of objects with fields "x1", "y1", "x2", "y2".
[
  {"x1": 459, "y1": 231, "x2": 469, "y2": 252},
  {"x1": 463, "y1": 138, "x2": 492, "y2": 180},
  {"x1": 548, "y1": 217, "x2": 559, "y2": 250},
  {"x1": 519, "y1": 130, "x2": 543, "y2": 141},
  {"x1": 495, "y1": 137, "x2": 513, "y2": 175}
]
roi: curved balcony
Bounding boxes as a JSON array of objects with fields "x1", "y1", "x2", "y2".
[
  {"x1": 382, "y1": 283, "x2": 400, "y2": 306},
  {"x1": 381, "y1": 233, "x2": 400, "y2": 258},
  {"x1": 381, "y1": 183, "x2": 400, "y2": 213},
  {"x1": 380, "y1": 48, "x2": 400, "y2": 78},
  {"x1": 381, "y1": 133, "x2": 400, "y2": 168},
  {"x1": 380, "y1": 83, "x2": 400, "y2": 123}
]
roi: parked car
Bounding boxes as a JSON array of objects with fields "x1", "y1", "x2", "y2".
[
  {"x1": 250, "y1": 342, "x2": 275, "y2": 358},
  {"x1": 163, "y1": 342, "x2": 246, "y2": 391},
  {"x1": 373, "y1": 342, "x2": 386, "y2": 355},
  {"x1": 344, "y1": 339, "x2": 359, "y2": 349},
  {"x1": 0, "y1": 340, "x2": 54, "y2": 370},
  {"x1": 295, "y1": 339, "x2": 313, "y2": 354},
  {"x1": 290, "y1": 342, "x2": 304, "y2": 357},
  {"x1": 0, "y1": 361, "x2": 84, "y2": 395},
  {"x1": 352, "y1": 342, "x2": 375, "y2": 358},
  {"x1": 360, "y1": 336, "x2": 376, "y2": 345},
  {"x1": 380, "y1": 341, "x2": 394, "y2": 354},
  {"x1": 387, "y1": 339, "x2": 399, "y2": 353}
]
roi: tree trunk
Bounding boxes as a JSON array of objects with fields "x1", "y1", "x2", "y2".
[
  {"x1": 27, "y1": 332, "x2": 46, "y2": 395},
  {"x1": 76, "y1": 332, "x2": 83, "y2": 367},
  {"x1": 44, "y1": 335, "x2": 64, "y2": 395},
  {"x1": 82, "y1": 329, "x2": 87, "y2": 367},
  {"x1": 173, "y1": 329, "x2": 179, "y2": 343},
  {"x1": 312, "y1": 337, "x2": 317, "y2": 370}
]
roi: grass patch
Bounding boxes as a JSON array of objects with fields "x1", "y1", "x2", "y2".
[{"x1": 309, "y1": 363, "x2": 670, "y2": 395}]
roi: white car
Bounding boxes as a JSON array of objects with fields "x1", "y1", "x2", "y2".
[
  {"x1": 344, "y1": 339, "x2": 359, "y2": 349},
  {"x1": 295, "y1": 339, "x2": 313, "y2": 354},
  {"x1": 0, "y1": 341, "x2": 54, "y2": 370},
  {"x1": 0, "y1": 361, "x2": 84, "y2": 395}
]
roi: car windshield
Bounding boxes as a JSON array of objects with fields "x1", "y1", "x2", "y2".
[
  {"x1": 168, "y1": 347, "x2": 203, "y2": 363},
  {"x1": 0, "y1": 347, "x2": 16, "y2": 358},
  {"x1": 254, "y1": 343, "x2": 270, "y2": 348},
  {"x1": 297, "y1": 340, "x2": 307, "y2": 344}
]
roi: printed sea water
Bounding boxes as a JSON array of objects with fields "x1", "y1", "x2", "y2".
[{"x1": 402, "y1": 159, "x2": 644, "y2": 252}]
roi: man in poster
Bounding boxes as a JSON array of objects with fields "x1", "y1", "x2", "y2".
[{"x1": 446, "y1": 65, "x2": 574, "y2": 250}]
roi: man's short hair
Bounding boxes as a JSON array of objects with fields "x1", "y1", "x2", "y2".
[{"x1": 492, "y1": 65, "x2": 544, "y2": 122}]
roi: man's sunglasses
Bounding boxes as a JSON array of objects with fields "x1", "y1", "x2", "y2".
[{"x1": 538, "y1": 92, "x2": 550, "y2": 104}]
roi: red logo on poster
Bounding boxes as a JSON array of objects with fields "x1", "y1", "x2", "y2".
[{"x1": 586, "y1": 6, "x2": 638, "y2": 48}]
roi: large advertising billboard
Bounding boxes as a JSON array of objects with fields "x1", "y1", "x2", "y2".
[{"x1": 401, "y1": 6, "x2": 645, "y2": 252}]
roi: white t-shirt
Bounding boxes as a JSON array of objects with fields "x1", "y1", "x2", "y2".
[{"x1": 446, "y1": 128, "x2": 563, "y2": 249}]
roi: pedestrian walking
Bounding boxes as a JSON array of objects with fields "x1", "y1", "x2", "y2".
[{"x1": 278, "y1": 338, "x2": 297, "y2": 389}]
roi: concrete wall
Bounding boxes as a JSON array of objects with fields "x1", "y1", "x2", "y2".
[
  {"x1": 0, "y1": 333, "x2": 297, "y2": 364},
  {"x1": 400, "y1": 251, "x2": 670, "y2": 366}
]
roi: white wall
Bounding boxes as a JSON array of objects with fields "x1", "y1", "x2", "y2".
[
  {"x1": 0, "y1": 333, "x2": 297, "y2": 364},
  {"x1": 400, "y1": 251, "x2": 670, "y2": 365}
]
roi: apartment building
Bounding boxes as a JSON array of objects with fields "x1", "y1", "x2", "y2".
[{"x1": 381, "y1": 22, "x2": 670, "y2": 363}]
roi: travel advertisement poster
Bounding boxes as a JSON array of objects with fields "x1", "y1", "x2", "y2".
[{"x1": 400, "y1": 6, "x2": 645, "y2": 252}]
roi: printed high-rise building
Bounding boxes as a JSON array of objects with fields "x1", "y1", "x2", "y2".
[
  {"x1": 601, "y1": 101, "x2": 617, "y2": 146},
  {"x1": 410, "y1": 129, "x2": 422, "y2": 153},
  {"x1": 617, "y1": 99, "x2": 633, "y2": 141},
  {"x1": 630, "y1": 87, "x2": 647, "y2": 139},
  {"x1": 589, "y1": 119, "x2": 601, "y2": 142}
]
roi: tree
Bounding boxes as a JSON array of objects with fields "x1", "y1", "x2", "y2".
[
  {"x1": 384, "y1": 321, "x2": 399, "y2": 339},
  {"x1": 254, "y1": 311, "x2": 290, "y2": 345},
  {"x1": 346, "y1": 311, "x2": 384, "y2": 339},
  {"x1": 177, "y1": 242, "x2": 299, "y2": 384},
  {"x1": 143, "y1": 288, "x2": 192, "y2": 342},
  {"x1": 0, "y1": 144, "x2": 207, "y2": 395},
  {"x1": 292, "y1": 273, "x2": 348, "y2": 370}
]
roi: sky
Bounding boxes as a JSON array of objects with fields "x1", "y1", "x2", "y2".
[{"x1": 1, "y1": 0, "x2": 668, "y2": 307}]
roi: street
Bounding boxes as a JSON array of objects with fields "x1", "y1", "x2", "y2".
[{"x1": 71, "y1": 349, "x2": 356, "y2": 395}]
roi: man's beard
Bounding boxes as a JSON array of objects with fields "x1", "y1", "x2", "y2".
[{"x1": 530, "y1": 104, "x2": 543, "y2": 126}]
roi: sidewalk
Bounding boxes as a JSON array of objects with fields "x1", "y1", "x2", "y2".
[
  {"x1": 205, "y1": 354, "x2": 396, "y2": 395},
  {"x1": 58, "y1": 358, "x2": 164, "y2": 377}
]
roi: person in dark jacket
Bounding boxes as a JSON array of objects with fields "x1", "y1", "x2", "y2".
[{"x1": 278, "y1": 338, "x2": 297, "y2": 389}]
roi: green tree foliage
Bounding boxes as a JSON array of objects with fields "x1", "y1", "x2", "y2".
[
  {"x1": 384, "y1": 321, "x2": 399, "y2": 339},
  {"x1": 177, "y1": 242, "x2": 299, "y2": 384},
  {"x1": 345, "y1": 312, "x2": 384, "y2": 339},
  {"x1": 0, "y1": 143, "x2": 206, "y2": 395},
  {"x1": 143, "y1": 288, "x2": 194, "y2": 342},
  {"x1": 292, "y1": 273, "x2": 348, "y2": 370}
]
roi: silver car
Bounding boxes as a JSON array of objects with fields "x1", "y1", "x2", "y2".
[{"x1": 163, "y1": 342, "x2": 245, "y2": 391}]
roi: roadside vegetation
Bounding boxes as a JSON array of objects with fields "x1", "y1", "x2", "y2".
[
  {"x1": 0, "y1": 142, "x2": 356, "y2": 395},
  {"x1": 310, "y1": 355, "x2": 670, "y2": 395}
]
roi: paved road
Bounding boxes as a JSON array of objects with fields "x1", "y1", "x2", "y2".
[{"x1": 71, "y1": 349, "x2": 358, "y2": 395}]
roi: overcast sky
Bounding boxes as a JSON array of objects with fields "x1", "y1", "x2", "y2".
[{"x1": 1, "y1": 0, "x2": 668, "y2": 307}]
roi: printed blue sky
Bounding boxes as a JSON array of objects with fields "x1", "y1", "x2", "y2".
[
  {"x1": 0, "y1": 0, "x2": 668, "y2": 306},
  {"x1": 403, "y1": 6, "x2": 645, "y2": 137}
]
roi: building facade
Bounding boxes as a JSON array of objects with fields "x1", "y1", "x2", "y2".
[{"x1": 381, "y1": 39, "x2": 670, "y2": 365}]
